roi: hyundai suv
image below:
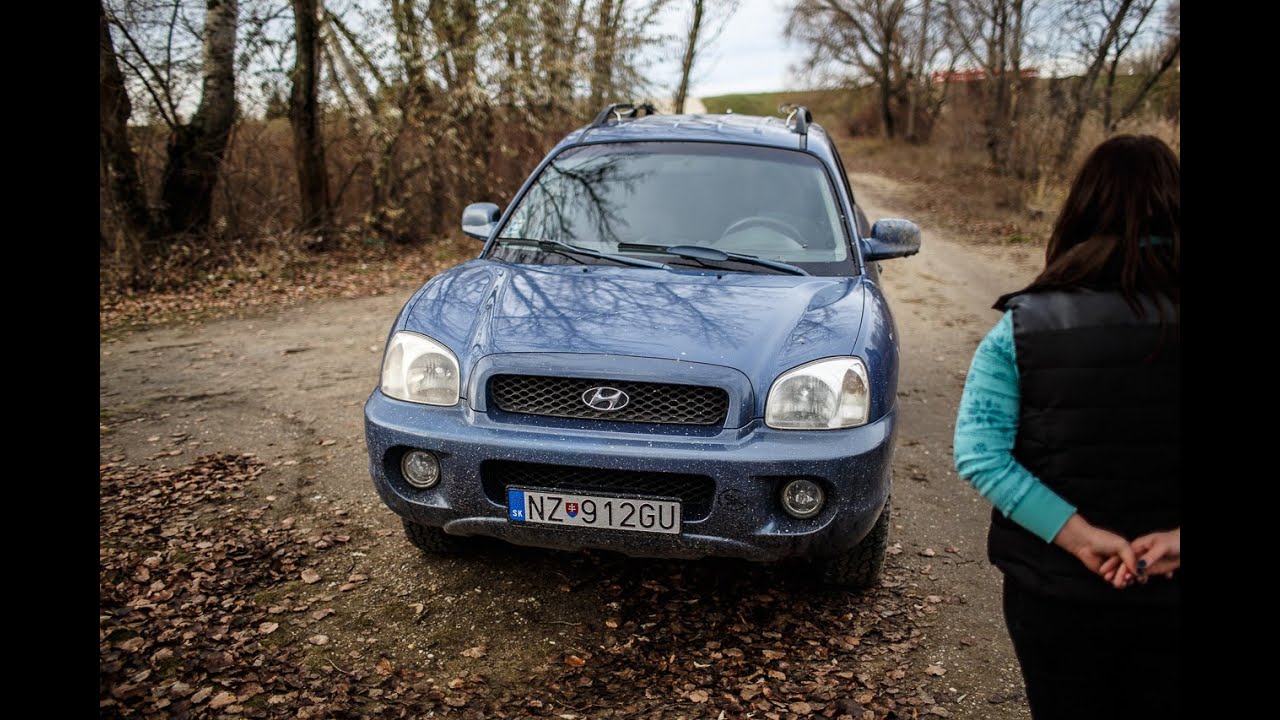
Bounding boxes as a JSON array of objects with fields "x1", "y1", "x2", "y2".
[{"x1": 363, "y1": 103, "x2": 920, "y2": 588}]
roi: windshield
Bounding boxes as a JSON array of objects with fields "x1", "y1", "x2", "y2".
[{"x1": 489, "y1": 142, "x2": 855, "y2": 274}]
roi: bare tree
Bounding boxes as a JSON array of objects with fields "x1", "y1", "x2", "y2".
[
  {"x1": 944, "y1": 0, "x2": 1038, "y2": 172},
  {"x1": 902, "y1": 0, "x2": 952, "y2": 142},
  {"x1": 672, "y1": 0, "x2": 739, "y2": 113},
  {"x1": 289, "y1": 0, "x2": 332, "y2": 246},
  {"x1": 100, "y1": 0, "x2": 155, "y2": 277},
  {"x1": 786, "y1": 0, "x2": 910, "y2": 139},
  {"x1": 590, "y1": 0, "x2": 625, "y2": 108},
  {"x1": 1106, "y1": 2, "x2": 1180, "y2": 133},
  {"x1": 158, "y1": 0, "x2": 240, "y2": 236},
  {"x1": 1051, "y1": 0, "x2": 1144, "y2": 170},
  {"x1": 673, "y1": 0, "x2": 704, "y2": 113}
]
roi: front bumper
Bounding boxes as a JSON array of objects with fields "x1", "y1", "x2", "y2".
[{"x1": 364, "y1": 391, "x2": 895, "y2": 562}]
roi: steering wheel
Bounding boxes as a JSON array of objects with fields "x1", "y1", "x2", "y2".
[{"x1": 716, "y1": 215, "x2": 807, "y2": 249}]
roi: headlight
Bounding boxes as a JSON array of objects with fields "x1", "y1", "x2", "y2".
[
  {"x1": 765, "y1": 357, "x2": 870, "y2": 429},
  {"x1": 380, "y1": 332, "x2": 460, "y2": 406}
]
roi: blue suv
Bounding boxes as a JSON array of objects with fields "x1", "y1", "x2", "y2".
[{"x1": 364, "y1": 104, "x2": 920, "y2": 588}]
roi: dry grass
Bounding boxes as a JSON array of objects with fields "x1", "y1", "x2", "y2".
[{"x1": 835, "y1": 112, "x2": 1180, "y2": 249}]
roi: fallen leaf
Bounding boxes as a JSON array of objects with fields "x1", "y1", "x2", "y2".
[
  {"x1": 444, "y1": 695, "x2": 468, "y2": 707},
  {"x1": 258, "y1": 622, "x2": 279, "y2": 635},
  {"x1": 209, "y1": 691, "x2": 237, "y2": 709},
  {"x1": 762, "y1": 649, "x2": 786, "y2": 660},
  {"x1": 926, "y1": 663, "x2": 947, "y2": 676},
  {"x1": 309, "y1": 635, "x2": 329, "y2": 646},
  {"x1": 117, "y1": 637, "x2": 145, "y2": 653},
  {"x1": 319, "y1": 439, "x2": 337, "y2": 446},
  {"x1": 789, "y1": 701, "x2": 813, "y2": 715},
  {"x1": 375, "y1": 658, "x2": 393, "y2": 675},
  {"x1": 462, "y1": 645, "x2": 488, "y2": 658},
  {"x1": 312, "y1": 608, "x2": 334, "y2": 621},
  {"x1": 688, "y1": 690, "x2": 709, "y2": 703},
  {"x1": 926, "y1": 707, "x2": 952, "y2": 717},
  {"x1": 926, "y1": 595, "x2": 943, "y2": 603},
  {"x1": 301, "y1": 569, "x2": 321, "y2": 584},
  {"x1": 191, "y1": 688, "x2": 212, "y2": 704},
  {"x1": 565, "y1": 655, "x2": 586, "y2": 667},
  {"x1": 447, "y1": 678, "x2": 465, "y2": 689},
  {"x1": 920, "y1": 548, "x2": 937, "y2": 557}
]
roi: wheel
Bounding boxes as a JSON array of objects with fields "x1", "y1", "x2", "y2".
[
  {"x1": 402, "y1": 518, "x2": 471, "y2": 555},
  {"x1": 819, "y1": 497, "x2": 891, "y2": 590}
]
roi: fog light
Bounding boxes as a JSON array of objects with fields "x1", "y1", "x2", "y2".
[
  {"x1": 401, "y1": 450, "x2": 440, "y2": 488},
  {"x1": 781, "y1": 479, "x2": 825, "y2": 518}
]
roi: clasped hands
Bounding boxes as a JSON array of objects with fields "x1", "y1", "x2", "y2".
[{"x1": 1052, "y1": 514, "x2": 1180, "y2": 589}]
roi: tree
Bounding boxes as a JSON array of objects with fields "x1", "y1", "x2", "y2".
[
  {"x1": 672, "y1": 0, "x2": 739, "y2": 114},
  {"x1": 1052, "y1": 0, "x2": 1145, "y2": 171},
  {"x1": 944, "y1": 0, "x2": 1038, "y2": 172},
  {"x1": 1105, "y1": 1, "x2": 1180, "y2": 133},
  {"x1": 786, "y1": 0, "x2": 910, "y2": 139},
  {"x1": 289, "y1": 0, "x2": 332, "y2": 245},
  {"x1": 158, "y1": 0, "x2": 240, "y2": 237},
  {"x1": 100, "y1": 0, "x2": 155, "y2": 281},
  {"x1": 590, "y1": 0, "x2": 625, "y2": 108},
  {"x1": 673, "y1": 0, "x2": 704, "y2": 113}
]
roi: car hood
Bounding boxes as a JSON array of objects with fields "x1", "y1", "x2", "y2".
[{"x1": 401, "y1": 260, "x2": 866, "y2": 392}]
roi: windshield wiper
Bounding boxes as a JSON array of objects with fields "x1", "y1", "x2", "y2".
[
  {"x1": 615, "y1": 243, "x2": 809, "y2": 276},
  {"x1": 496, "y1": 237, "x2": 667, "y2": 269}
]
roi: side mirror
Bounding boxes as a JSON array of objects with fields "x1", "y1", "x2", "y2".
[
  {"x1": 862, "y1": 219, "x2": 921, "y2": 261},
  {"x1": 462, "y1": 202, "x2": 501, "y2": 240}
]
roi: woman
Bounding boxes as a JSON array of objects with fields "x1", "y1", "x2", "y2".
[{"x1": 953, "y1": 134, "x2": 1180, "y2": 719}]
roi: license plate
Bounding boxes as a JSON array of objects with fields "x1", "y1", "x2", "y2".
[{"x1": 506, "y1": 488, "x2": 681, "y2": 534}]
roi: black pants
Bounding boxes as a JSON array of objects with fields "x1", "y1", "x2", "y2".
[{"x1": 1002, "y1": 578, "x2": 1180, "y2": 719}]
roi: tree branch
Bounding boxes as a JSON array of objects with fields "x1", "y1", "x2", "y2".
[{"x1": 1114, "y1": 34, "x2": 1180, "y2": 125}]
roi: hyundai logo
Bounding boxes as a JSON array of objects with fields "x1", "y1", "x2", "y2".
[{"x1": 582, "y1": 386, "x2": 630, "y2": 412}]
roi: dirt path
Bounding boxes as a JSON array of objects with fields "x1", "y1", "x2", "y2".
[
  {"x1": 851, "y1": 172, "x2": 1043, "y2": 716},
  {"x1": 100, "y1": 172, "x2": 1042, "y2": 718}
]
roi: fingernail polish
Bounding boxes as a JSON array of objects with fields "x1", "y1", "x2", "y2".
[{"x1": 1137, "y1": 559, "x2": 1147, "y2": 570}]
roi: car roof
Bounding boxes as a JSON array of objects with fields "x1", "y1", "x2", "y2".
[{"x1": 555, "y1": 113, "x2": 836, "y2": 156}]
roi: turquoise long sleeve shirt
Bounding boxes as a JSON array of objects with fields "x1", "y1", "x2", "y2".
[{"x1": 953, "y1": 312, "x2": 1078, "y2": 543}]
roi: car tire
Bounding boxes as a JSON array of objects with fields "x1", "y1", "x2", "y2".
[
  {"x1": 402, "y1": 519, "x2": 471, "y2": 555},
  {"x1": 820, "y1": 497, "x2": 891, "y2": 590}
]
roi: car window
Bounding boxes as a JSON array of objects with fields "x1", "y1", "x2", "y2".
[{"x1": 495, "y1": 142, "x2": 852, "y2": 269}]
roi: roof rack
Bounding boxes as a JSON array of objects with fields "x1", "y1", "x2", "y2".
[
  {"x1": 781, "y1": 104, "x2": 812, "y2": 136},
  {"x1": 589, "y1": 102, "x2": 658, "y2": 129}
]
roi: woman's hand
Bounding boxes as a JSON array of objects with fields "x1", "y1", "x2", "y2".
[
  {"x1": 1053, "y1": 513, "x2": 1138, "y2": 588},
  {"x1": 1099, "y1": 556, "x2": 1135, "y2": 588},
  {"x1": 1131, "y1": 528, "x2": 1180, "y2": 580}
]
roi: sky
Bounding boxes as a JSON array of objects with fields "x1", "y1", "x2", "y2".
[{"x1": 648, "y1": 0, "x2": 810, "y2": 99}]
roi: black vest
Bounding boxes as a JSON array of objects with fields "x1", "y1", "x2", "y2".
[{"x1": 988, "y1": 287, "x2": 1180, "y2": 605}]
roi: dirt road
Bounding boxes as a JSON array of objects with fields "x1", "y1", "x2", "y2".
[{"x1": 100, "y1": 171, "x2": 1041, "y2": 718}]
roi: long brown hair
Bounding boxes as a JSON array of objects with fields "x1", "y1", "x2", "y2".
[{"x1": 997, "y1": 135, "x2": 1180, "y2": 314}]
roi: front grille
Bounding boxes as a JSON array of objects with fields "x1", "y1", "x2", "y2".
[
  {"x1": 489, "y1": 375, "x2": 729, "y2": 426},
  {"x1": 481, "y1": 461, "x2": 716, "y2": 520}
]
